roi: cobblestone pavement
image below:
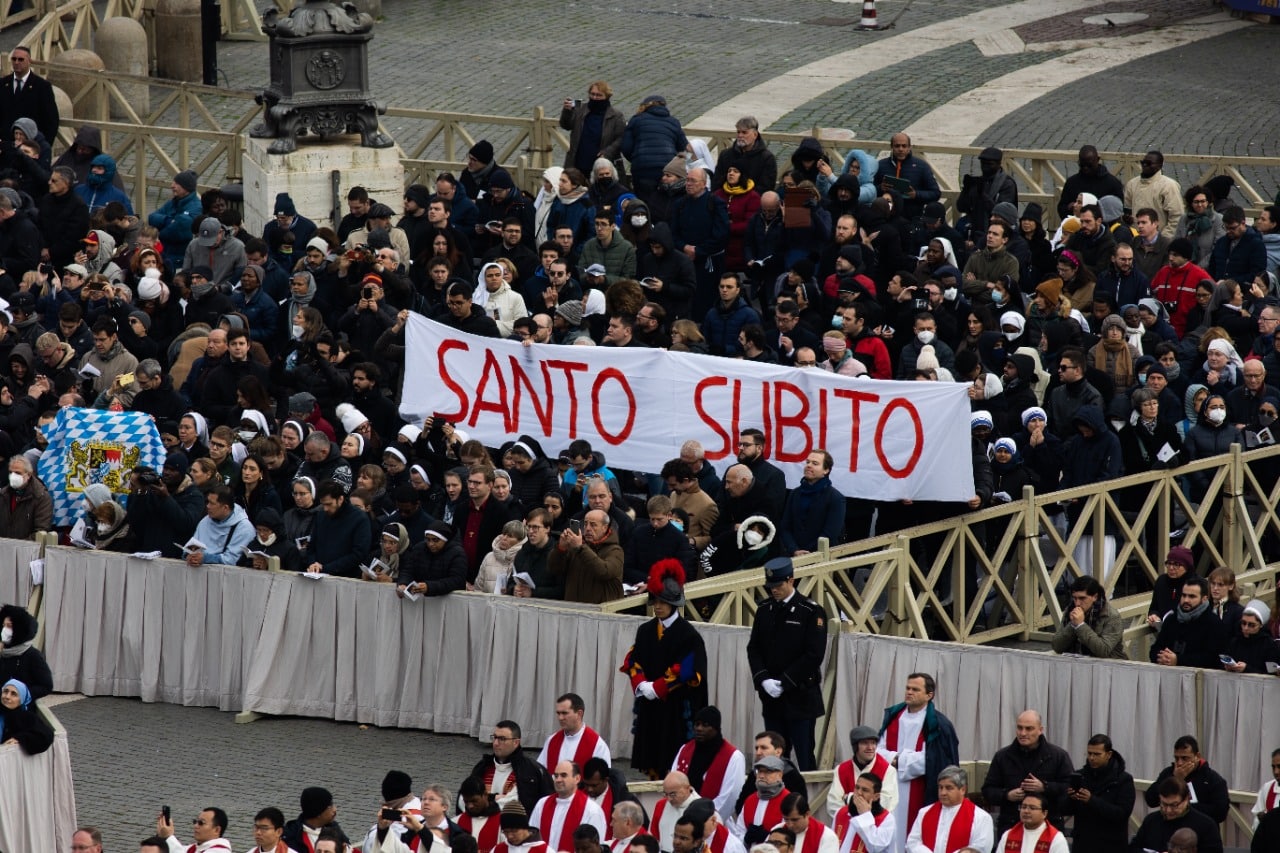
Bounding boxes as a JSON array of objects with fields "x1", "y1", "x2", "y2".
[{"x1": 54, "y1": 695, "x2": 634, "y2": 851}]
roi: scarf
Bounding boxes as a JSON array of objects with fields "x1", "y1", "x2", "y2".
[
  {"x1": 792, "y1": 475, "x2": 831, "y2": 516},
  {"x1": 557, "y1": 185, "x2": 589, "y2": 205},
  {"x1": 1183, "y1": 211, "x2": 1213, "y2": 236},
  {"x1": 1093, "y1": 336, "x2": 1133, "y2": 386},
  {"x1": 0, "y1": 677, "x2": 31, "y2": 741},
  {"x1": 1176, "y1": 599, "x2": 1210, "y2": 623},
  {"x1": 722, "y1": 179, "x2": 755, "y2": 196}
]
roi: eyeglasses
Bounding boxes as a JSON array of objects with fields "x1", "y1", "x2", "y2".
[
  {"x1": 193, "y1": 818, "x2": 210, "y2": 826},
  {"x1": 491, "y1": 735, "x2": 516, "y2": 742}
]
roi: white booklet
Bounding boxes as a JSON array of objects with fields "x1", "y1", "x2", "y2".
[
  {"x1": 175, "y1": 537, "x2": 207, "y2": 556},
  {"x1": 512, "y1": 571, "x2": 536, "y2": 589}
]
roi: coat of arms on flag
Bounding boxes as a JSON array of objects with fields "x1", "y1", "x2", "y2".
[{"x1": 37, "y1": 407, "x2": 167, "y2": 527}]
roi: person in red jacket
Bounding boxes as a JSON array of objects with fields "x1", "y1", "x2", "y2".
[
  {"x1": 1150, "y1": 237, "x2": 1212, "y2": 337},
  {"x1": 840, "y1": 301, "x2": 892, "y2": 380}
]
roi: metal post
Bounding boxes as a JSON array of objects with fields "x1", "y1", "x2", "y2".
[
  {"x1": 201, "y1": 0, "x2": 220, "y2": 86},
  {"x1": 330, "y1": 169, "x2": 341, "y2": 232}
]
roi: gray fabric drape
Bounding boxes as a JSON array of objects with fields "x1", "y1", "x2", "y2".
[
  {"x1": 1201, "y1": 669, "x2": 1279, "y2": 791},
  {"x1": 0, "y1": 538, "x2": 41, "y2": 606},
  {"x1": 0, "y1": 728, "x2": 76, "y2": 853},
  {"x1": 16, "y1": 544, "x2": 1255, "y2": 794}
]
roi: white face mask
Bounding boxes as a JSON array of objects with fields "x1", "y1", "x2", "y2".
[
  {"x1": 943, "y1": 287, "x2": 958, "y2": 302},
  {"x1": 744, "y1": 529, "x2": 763, "y2": 547},
  {"x1": 917, "y1": 330, "x2": 936, "y2": 345},
  {"x1": 238, "y1": 430, "x2": 257, "y2": 443},
  {"x1": 258, "y1": 533, "x2": 277, "y2": 547},
  {"x1": 1206, "y1": 408, "x2": 1226, "y2": 425},
  {"x1": 291, "y1": 323, "x2": 304, "y2": 340},
  {"x1": 97, "y1": 522, "x2": 113, "y2": 534},
  {"x1": 630, "y1": 215, "x2": 648, "y2": 227},
  {"x1": 7, "y1": 472, "x2": 25, "y2": 489},
  {"x1": 1, "y1": 627, "x2": 12, "y2": 644}
]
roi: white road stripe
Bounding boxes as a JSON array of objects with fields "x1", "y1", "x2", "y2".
[{"x1": 691, "y1": 0, "x2": 1104, "y2": 128}]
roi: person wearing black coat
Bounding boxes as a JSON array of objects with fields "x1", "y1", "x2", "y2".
[
  {"x1": 637, "y1": 222, "x2": 696, "y2": 320},
  {"x1": 465, "y1": 721, "x2": 554, "y2": 813},
  {"x1": 1142, "y1": 736, "x2": 1231, "y2": 824},
  {"x1": 1149, "y1": 577, "x2": 1229, "y2": 669},
  {"x1": 0, "y1": 186, "x2": 43, "y2": 280},
  {"x1": 1056, "y1": 148, "x2": 1124, "y2": 220},
  {"x1": 397, "y1": 521, "x2": 467, "y2": 596},
  {"x1": 1062, "y1": 735, "x2": 1135, "y2": 853},
  {"x1": 981, "y1": 712, "x2": 1075, "y2": 836},
  {"x1": 995, "y1": 354, "x2": 1040, "y2": 436},
  {"x1": 439, "y1": 282, "x2": 501, "y2": 338},
  {"x1": 1129, "y1": 778, "x2": 1223, "y2": 853},
  {"x1": 0, "y1": 677, "x2": 53, "y2": 755},
  {"x1": 1222, "y1": 600, "x2": 1280, "y2": 674},
  {"x1": 504, "y1": 437, "x2": 560, "y2": 511},
  {"x1": 0, "y1": 604, "x2": 52, "y2": 699},
  {"x1": 38, "y1": 167, "x2": 90, "y2": 269},
  {"x1": 622, "y1": 503, "x2": 696, "y2": 584},
  {"x1": 745, "y1": 557, "x2": 827, "y2": 771}
]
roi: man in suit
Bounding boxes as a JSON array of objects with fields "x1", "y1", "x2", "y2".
[{"x1": 1, "y1": 46, "x2": 59, "y2": 142}]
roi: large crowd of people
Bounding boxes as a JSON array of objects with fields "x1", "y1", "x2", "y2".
[
  {"x1": 1, "y1": 59, "x2": 1279, "y2": 852},
  {"x1": 45, "y1": 670, "x2": 1280, "y2": 852}
]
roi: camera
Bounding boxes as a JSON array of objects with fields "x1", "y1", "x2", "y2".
[
  {"x1": 362, "y1": 286, "x2": 375, "y2": 300},
  {"x1": 134, "y1": 467, "x2": 162, "y2": 489},
  {"x1": 38, "y1": 262, "x2": 51, "y2": 275}
]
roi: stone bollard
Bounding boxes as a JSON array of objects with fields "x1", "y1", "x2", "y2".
[
  {"x1": 51, "y1": 85, "x2": 73, "y2": 139},
  {"x1": 96, "y1": 17, "x2": 149, "y2": 118},
  {"x1": 47, "y1": 50, "x2": 107, "y2": 123},
  {"x1": 155, "y1": 0, "x2": 203, "y2": 82}
]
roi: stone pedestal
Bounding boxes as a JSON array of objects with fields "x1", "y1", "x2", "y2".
[{"x1": 242, "y1": 134, "x2": 404, "y2": 235}]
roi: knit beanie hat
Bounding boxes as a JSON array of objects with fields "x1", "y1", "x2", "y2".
[
  {"x1": 382, "y1": 770, "x2": 412, "y2": 801},
  {"x1": 556, "y1": 300, "x2": 584, "y2": 326},
  {"x1": 663, "y1": 156, "x2": 687, "y2": 178},
  {"x1": 174, "y1": 170, "x2": 198, "y2": 193},
  {"x1": 336, "y1": 403, "x2": 368, "y2": 434},
  {"x1": 1035, "y1": 277, "x2": 1064, "y2": 303},
  {"x1": 468, "y1": 140, "x2": 494, "y2": 164},
  {"x1": 300, "y1": 786, "x2": 332, "y2": 820}
]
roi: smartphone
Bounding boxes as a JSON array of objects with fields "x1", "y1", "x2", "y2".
[
  {"x1": 380, "y1": 807, "x2": 401, "y2": 822},
  {"x1": 1068, "y1": 773, "x2": 1083, "y2": 789},
  {"x1": 363, "y1": 286, "x2": 374, "y2": 299},
  {"x1": 162, "y1": 805, "x2": 171, "y2": 823},
  {"x1": 1219, "y1": 655, "x2": 1236, "y2": 665},
  {"x1": 569, "y1": 518, "x2": 582, "y2": 536}
]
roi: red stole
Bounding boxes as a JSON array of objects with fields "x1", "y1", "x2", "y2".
[
  {"x1": 706, "y1": 825, "x2": 731, "y2": 853},
  {"x1": 837, "y1": 755, "x2": 891, "y2": 798},
  {"x1": 539, "y1": 791, "x2": 588, "y2": 851},
  {"x1": 544, "y1": 727, "x2": 602, "y2": 771},
  {"x1": 483, "y1": 764, "x2": 518, "y2": 798},
  {"x1": 458, "y1": 812, "x2": 501, "y2": 852},
  {"x1": 921, "y1": 800, "x2": 976, "y2": 853},
  {"x1": 740, "y1": 790, "x2": 789, "y2": 832},
  {"x1": 847, "y1": 810, "x2": 891, "y2": 853},
  {"x1": 1268, "y1": 781, "x2": 1279, "y2": 811},
  {"x1": 675, "y1": 739, "x2": 737, "y2": 800},
  {"x1": 597, "y1": 787, "x2": 616, "y2": 839},
  {"x1": 834, "y1": 807, "x2": 853, "y2": 847},
  {"x1": 496, "y1": 843, "x2": 548, "y2": 853},
  {"x1": 798, "y1": 817, "x2": 827, "y2": 853},
  {"x1": 296, "y1": 834, "x2": 315, "y2": 853},
  {"x1": 883, "y1": 707, "x2": 927, "y2": 825},
  {"x1": 1003, "y1": 821, "x2": 1058, "y2": 853},
  {"x1": 649, "y1": 798, "x2": 668, "y2": 836}
]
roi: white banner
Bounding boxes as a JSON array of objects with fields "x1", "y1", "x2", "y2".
[{"x1": 401, "y1": 316, "x2": 975, "y2": 501}]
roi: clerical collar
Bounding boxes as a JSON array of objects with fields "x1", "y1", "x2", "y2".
[{"x1": 661, "y1": 611, "x2": 679, "y2": 628}]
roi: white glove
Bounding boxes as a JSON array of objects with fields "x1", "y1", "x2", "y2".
[
  {"x1": 636, "y1": 682, "x2": 658, "y2": 700},
  {"x1": 762, "y1": 678, "x2": 783, "y2": 698}
]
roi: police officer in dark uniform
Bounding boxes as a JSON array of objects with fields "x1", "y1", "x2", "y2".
[{"x1": 746, "y1": 556, "x2": 828, "y2": 771}]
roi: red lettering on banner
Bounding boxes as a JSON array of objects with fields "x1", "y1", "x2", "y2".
[
  {"x1": 695, "y1": 377, "x2": 733, "y2": 460},
  {"x1": 510, "y1": 357, "x2": 554, "y2": 434},
  {"x1": 435, "y1": 339, "x2": 471, "y2": 421},
  {"x1": 545, "y1": 360, "x2": 590, "y2": 438},
  {"x1": 471, "y1": 349, "x2": 512, "y2": 431},
  {"x1": 818, "y1": 388, "x2": 829, "y2": 451},
  {"x1": 876, "y1": 398, "x2": 924, "y2": 478},
  {"x1": 772, "y1": 382, "x2": 812, "y2": 463},
  {"x1": 591, "y1": 369, "x2": 637, "y2": 445},
  {"x1": 731, "y1": 379, "x2": 742, "y2": 446},
  {"x1": 760, "y1": 381, "x2": 772, "y2": 456},
  {"x1": 834, "y1": 388, "x2": 881, "y2": 472}
]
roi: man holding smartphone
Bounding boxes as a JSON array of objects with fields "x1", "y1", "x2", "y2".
[
  {"x1": 548, "y1": 509, "x2": 622, "y2": 603},
  {"x1": 1061, "y1": 734, "x2": 1135, "y2": 853}
]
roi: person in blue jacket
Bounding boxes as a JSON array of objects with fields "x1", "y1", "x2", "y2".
[
  {"x1": 778, "y1": 449, "x2": 845, "y2": 555},
  {"x1": 147, "y1": 169, "x2": 202, "y2": 269},
  {"x1": 621, "y1": 94, "x2": 687, "y2": 203}
]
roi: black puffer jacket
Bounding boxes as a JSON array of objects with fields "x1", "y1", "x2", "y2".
[
  {"x1": 1060, "y1": 751, "x2": 1135, "y2": 853},
  {"x1": 0, "y1": 603, "x2": 53, "y2": 698}
]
